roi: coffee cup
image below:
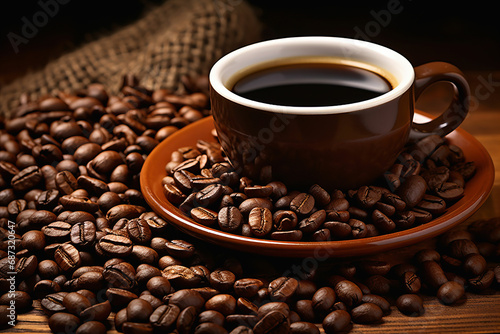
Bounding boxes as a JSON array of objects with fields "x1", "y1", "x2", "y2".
[{"x1": 209, "y1": 36, "x2": 470, "y2": 190}]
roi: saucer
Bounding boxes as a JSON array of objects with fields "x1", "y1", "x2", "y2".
[{"x1": 141, "y1": 113, "x2": 494, "y2": 258}]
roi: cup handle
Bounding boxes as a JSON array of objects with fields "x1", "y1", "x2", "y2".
[{"x1": 409, "y1": 61, "x2": 470, "y2": 142}]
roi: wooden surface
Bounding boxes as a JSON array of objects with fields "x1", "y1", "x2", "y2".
[{"x1": 4, "y1": 71, "x2": 500, "y2": 333}]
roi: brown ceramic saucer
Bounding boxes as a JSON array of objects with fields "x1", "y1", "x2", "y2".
[{"x1": 141, "y1": 112, "x2": 495, "y2": 258}]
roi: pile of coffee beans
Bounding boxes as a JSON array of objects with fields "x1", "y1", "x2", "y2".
[
  {"x1": 163, "y1": 134, "x2": 475, "y2": 241},
  {"x1": 0, "y1": 76, "x2": 498, "y2": 334}
]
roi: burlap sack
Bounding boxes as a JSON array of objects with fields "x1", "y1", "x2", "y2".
[{"x1": 0, "y1": 0, "x2": 262, "y2": 118}]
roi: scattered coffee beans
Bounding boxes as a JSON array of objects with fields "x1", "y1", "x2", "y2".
[
  {"x1": 0, "y1": 75, "x2": 498, "y2": 334},
  {"x1": 162, "y1": 133, "x2": 475, "y2": 241}
]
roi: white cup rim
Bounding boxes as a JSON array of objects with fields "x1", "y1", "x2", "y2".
[{"x1": 209, "y1": 36, "x2": 415, "y2": 115}]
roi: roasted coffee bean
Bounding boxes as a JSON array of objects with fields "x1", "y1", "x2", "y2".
[
  {"x1": 273, "y1": 210, "x2": 298, "y2": 231},
  {"x1": 146, "y1": 276, "x2": 171, "y2": 299},
  {"x1": 356, "y1": 186, "x2": 382, "y2": 209},
  {"x1": 98, "y1": 234, "x2": 133, "y2": 257},
  {"x1": 244, "y1": 185, "x2": 274, "y2": 198},
  {"x1": 360, "y1": 260, "x2": 391, "y2": 276},
  {"x1": 322, "y1": 309, "x2": 351, "y2": 334},
  {"x1": 127, "y1": 298, "x2": 154, "y2": 323},
  {"x1": 436, "y1": 182, "x2": 464, "y2": 202},
  {"x1": 402, "y1": 271, "x2": 421, "y2": 293},
  {"x1": 447, "y1": 239, "x2": 479, "y2": 259},
  {"x1": 437, "y1": 281, "x2": 465, "y2": 305},
  {"x1": 191, "y1": 207, "x2": 218, "y2": 226},
  {"x1": 248, "y1": 207, "x2": 273, "y2": 237},
  {"x1": 21, "y1": 230, "x2": 45, "y2": 252},
  {"x1": 97, "y1": 192, "x2": 122, "y2": 214},
  {"x1": 274, "y1": 191, "x2": 299, "y2": 209},
  {"x1": 462, "y1": 253, "x2": 487, "y2": 277},
  {"x1": 253, "y1": 310, "x2": 289, "y2": 334},
  {"x1": 308, "y1": 184, "x2": 330, "y2": 207},
  {"x1": 415, "y1": 249, "x2": 441, "y2": 263},
  {"x1": 209, "y1": 269, "x2": 236, "y2": 292},
  {"x1": 38, "y1": 260, "x2": 60, "y2": 280},
  {"x1": 239, "y1": 198, "x2": 273, "y2": 215},
  {"x1": 75, "y1": 321, "x2": 107, "y2": 334},
  {"x1": 416, "y1": 194, "x2": 446, "y2": 215},
  {"x1": 42, "y1": 221, "x2": 72, "y2": 240},
  {"x1": 374, "y1": 201, "x2": 396, "y2": 217},
  {"x1": 54, "y1": 243, "x2": 81, "y2": 271},
  {"x1": 393, "y1": 211, "x2": 416, "y2": 229},
  {"x1": 11, "y1": 166, "x2": 42, "y2": 191},
  {"x1": 41, "y1": 292, "x2": 68, "y2": 314},
  {"x1": 364, "y1": 275, "x2": 392, "y2": 295},
  {"x1": 135, "y1": 263, "x2": 161, "y2": 285},
  {"x1": 198, "y1": 310, "x2": 225, "y2": 327},
  {"x1": 55, "y1": 170, "x2": 78, "y2": 195},
  {"x1": 218, "y1": 206, "x2": 243, "y2": 232},
  {"x1": 468, "y1": 269, "x2": 495, "y2": 291},
  {"x1": 70, "y1": 221, "x2": 96, "y2": 246},
  {"x1": 271, "y1": 229, "x2": 303, "y2": 241},
  {"x1": 48, "y1": 312, "x2": 81, "y2": 334},
  {"x1": 106, "y1": 288, "x2": 138, "y2": 310},
  {"x1": 127, "y1": 218, "x2": 152, "y2": 244},
  {"x1": 106, "y1": 204, "x2": 145, "y2": 224},
  {"x1": 294, "y1": 300, "x2": 315, "y2": 323},
  {"x1": 36, "y1": 189, "x2": 60, "y2": 211},
  {"x1": 114, "y1": 307, "x2": 128, "y2": 332},
  {"x1": 324, "y1": 221, "x2": 351, "y2": 239},
  {"x1": 234, "y1": 278, "x2": 264, "y2": 298},
  {"x1": 205, "y1": 294, "x2": 237, "y2": 316},
  {"x1": 257, "y1": 302, "x2": 290, "y2": 319},
  {"x1": 62, "y1": 292, "x2": 92, "y2": 316},
  {"x1": 299, "y1": 210, "x2": 326, "y2": 234},
  {"x1": 176, "y1": 305, "x2": 198, "y2": 334},
  {"x1": 122, "y1": 322, "x2": 154, "y2": 334},
  {"x1": 348, "y1": 219, "x2": 367, "y2": 239},
  {"x1": 334, "y1": 280, "x2": 362, "y2": 307},
  {"x1": 290, "y1": 193, "x2": 315, "y2": 216},
  {"x1": 33, "y1": 280, "x2": 61, "y2": 299},
  {"x1": 268, "y1": 276, "x2": 298, "y2": 302},
  {"x1": 103, "y1": 262, "x2": 136, "y2": 290},
  {"x1": 162, "y1": 266, "x2": 201, "y2": 289},
  {"x1": 289, "y1": 321, "x2": 320, "y2": 334},
  {"x1": 90, "y1": 150, "x2": 124, "y2": 175},
  {"x1": 371, "y1": 209, "x2": 395, "y2": 232},
  {"x1": 311, "y1": 287, "x2": 336, "y2": 316},
  {"x1": 168, "y1": 289, "x2": 205, "y2": 311},
  {"x1": 165, "y1": 239, "x2": 195, "y2": 259},
  {"x1": 196, "y1": 183, "x2": 224, "y2": 207},
  {"x1": 194, "y1": 322, "x2": 227, "y2": 334},
  {"x1": 421, "y1": 260, "x2": 448, "y2": 289},
  {"x1": 150, "y1": 304, "x2": 180, "y2": 332},
  {"x1": 361, "y1": 294, "x2": 391, "y2": 314},
  {"x1": 77, "y1": 271, "x2": 105, "y2": 291},
  {"x1": 397, "y1": 175, "x2": 427, "y2": 208},
  {"x1": 396, "y1": 294, "x2": 425, "y2": 316},
  {"x1": 351, "y1": 302, "x2": 383, "y2": 324}
]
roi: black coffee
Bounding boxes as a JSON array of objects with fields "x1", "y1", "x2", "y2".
[{"x1": 231, "y1": 61, "x2": 392, "y2": 107}]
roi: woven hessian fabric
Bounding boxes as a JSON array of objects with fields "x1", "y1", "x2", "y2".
[{"x1": 0, "y1": 0, "x2": 262, "y2": 118}]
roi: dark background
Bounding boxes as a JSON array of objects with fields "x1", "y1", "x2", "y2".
[{"x1": 1, "y1": 0, "x2": 499, "y2": 87}]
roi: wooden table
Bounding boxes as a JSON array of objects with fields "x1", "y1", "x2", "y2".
[{"x1": 5, "y1": 71, "x2": 500, "y2": 333}]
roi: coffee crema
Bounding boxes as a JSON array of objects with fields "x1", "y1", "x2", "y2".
[{"x1": 229, "y1": 57, "x2": 396, "y2": 107}]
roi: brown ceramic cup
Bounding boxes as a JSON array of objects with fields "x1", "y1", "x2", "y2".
[{"x1": 209, "y1": 37, "x2": 470, "y2": 190}]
